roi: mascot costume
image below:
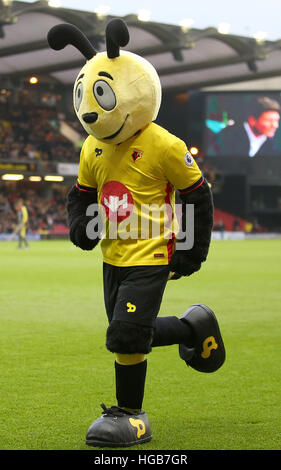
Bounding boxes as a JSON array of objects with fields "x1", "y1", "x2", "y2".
[{"x1": 47, "y1": 19, "x2": 225, "y2": 448}]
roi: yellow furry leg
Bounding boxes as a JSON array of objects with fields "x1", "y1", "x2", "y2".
[{"x1": 115, "y1": 353, "x2": 146, "y2": 366}]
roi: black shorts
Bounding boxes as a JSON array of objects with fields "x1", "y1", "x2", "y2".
[{"x1": 103, "y1": 263, "x2": 169, "y2": 328}]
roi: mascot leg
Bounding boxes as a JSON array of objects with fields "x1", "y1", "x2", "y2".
[
  {"x1": 115, "y1": 353, "x2": 147, "y2": 413},
  {"x1": 86, "y1": 264, "x2": 168, "y2": 448},
  {"x1": 152, "y1": 304, "x2": 225, "y2": 373},
  {"x1": 86, "y1": 321, "x2": 153, "y2": 448}
]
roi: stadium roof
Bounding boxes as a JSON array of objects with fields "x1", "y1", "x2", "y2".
[{"x1": 1, "y1": 0, "x2": 281, "y2": 92}]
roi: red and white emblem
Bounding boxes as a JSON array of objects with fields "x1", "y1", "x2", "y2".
[
  {"x1": 131, "y1": 149, "x2": 143, "y2": 162},
  {"x1": 101, "y1": 181, "x2": 134, "y2": 222}
]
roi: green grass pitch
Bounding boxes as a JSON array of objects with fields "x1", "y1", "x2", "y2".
[{"x1": 0, "y1": 239, "x2": 280, "y2": 450}]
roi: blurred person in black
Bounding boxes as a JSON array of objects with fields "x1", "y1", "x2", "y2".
[{"x1": 216, "y1": 96, "x2": 281, "y2": 157}]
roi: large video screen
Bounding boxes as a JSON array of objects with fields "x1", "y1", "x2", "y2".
[{"x1": 203, "y1": 92, "x2": 281, "y2": 157}]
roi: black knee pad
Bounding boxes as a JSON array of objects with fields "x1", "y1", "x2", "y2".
[{"x1": 106, "y1": 320, "x2": 153, "y2": 354}]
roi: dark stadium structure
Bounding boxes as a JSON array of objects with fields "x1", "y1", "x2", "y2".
[
  {"x1": 3, "y1": 0, "x2": 281, "y2": 91},
  {"x1": 1, "y1": 0, "x2": 281, "y2": 236}
]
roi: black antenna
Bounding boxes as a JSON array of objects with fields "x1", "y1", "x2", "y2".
[
  {"x1": 47, "y1": 23, "x2": 97, "y2": 60},
  {"x1": 106, "y1": 19, "x2": 130, "y2": 59}
]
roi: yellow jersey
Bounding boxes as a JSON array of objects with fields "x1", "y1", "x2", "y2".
[
  {"x1": 18, "y1": 205, "x2": 28, "y2": 238},
  {"x1": 78, "y1": 122, "x2": 202, "y2": 266},
  {"x1": 21, "y1": 206, "x2": 28, "y2": 225},
  {"x1": 18, "y1": 205, "x2": 28, "y2": 225}
]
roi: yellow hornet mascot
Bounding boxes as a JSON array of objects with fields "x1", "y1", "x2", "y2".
[{"x1": 48, "y1": 19, "x2": 225, "y2": 448}]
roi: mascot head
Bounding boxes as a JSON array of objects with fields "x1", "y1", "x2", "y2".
[{"x1": 47, "y1": 19, "x2": 162, "y2": 144}]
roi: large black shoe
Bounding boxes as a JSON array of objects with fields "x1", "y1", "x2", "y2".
[
  {"x1": 179, "y1": 304, "x2": 225, "y2": 373},
  {"x1": 86, "y1": 404, "x2": 152, "y2": 448}
]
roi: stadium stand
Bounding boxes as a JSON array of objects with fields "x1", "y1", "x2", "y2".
[
  {"x1": 213, "y1": 208, "x2": 264, "y2": 233},
  {"x1": 0, "y1": 90, "x2": 82, "y2": 164},
  {"x1": 0, "y1": 1, "x2": 280, "y2": 238},
  {"x1": 0, "y1": 186, "x2": 68, "y2": 235},
  {"x1": 0, "y1": 85, "x2": 268, "y2": 239}
]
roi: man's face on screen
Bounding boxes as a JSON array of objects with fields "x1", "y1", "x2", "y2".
[{"x1": 248, "y1": 110, "x2": 280, "y2": 138}]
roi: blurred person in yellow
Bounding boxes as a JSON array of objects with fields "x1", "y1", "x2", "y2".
[
  {"x1": 244, "y1": 221, "x2": 253, "y2": 233},
  {"x1": 15, "y1": 199, "x2": 29, "y2": 249}
]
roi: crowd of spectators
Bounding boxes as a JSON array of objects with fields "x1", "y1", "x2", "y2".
[
  {"x1": 0, "y1": 89, "x2": 271, "y2": 235},
  {"x1": 0, "y1": 187, "x2": 69, "y2": 234},
  {"x1": 0, "y1": 89, "x2": 83, "y2": 164}
]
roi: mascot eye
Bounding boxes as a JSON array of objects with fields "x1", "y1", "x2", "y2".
[
  {"x1": 75, "y1": 82, "x2": 83, "y2": 112},
  {"x1": 93, "y1": 80, "x2": 116, "y2": 111}
]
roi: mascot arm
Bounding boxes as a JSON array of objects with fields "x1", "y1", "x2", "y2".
[
  {"x1": 169, "y1": 177, "x2": 213, "y2": 277},
  {"x1": 67, "y1": 183, "x2": 101, "y2": 251}
]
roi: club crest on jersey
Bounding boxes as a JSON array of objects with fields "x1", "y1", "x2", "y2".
[
  {"x1": 184, "y1": 151, "x2": 193, "y2": 167},
  {"x1": 101, "y1": 181, "x2": 134, "y2": 222},
  {"x1": 132, "y1": 149, "x2": 143, "y2": 162}
]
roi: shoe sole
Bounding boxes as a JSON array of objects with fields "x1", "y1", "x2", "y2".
[{"x1": 86, "y1": 435, "x2": 152, "y2": 448}]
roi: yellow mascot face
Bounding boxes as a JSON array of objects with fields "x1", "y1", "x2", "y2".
[{"x1": 48, "y1": 19, "x2": 162, "y2": 145}]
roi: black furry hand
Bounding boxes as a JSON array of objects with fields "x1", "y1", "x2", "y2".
[
  {"x1": 67, "y1": 184, "x2": 100, "y2": 251},
  {"x1": 168, "y1": 272, "x2": 182, "y2": 280},
  {"x1": 69, "y1": 216, "x2": 100, "y2": 251},
  {"x1": 169, "y1": 251, "x2": 202, "y2": 277}
]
